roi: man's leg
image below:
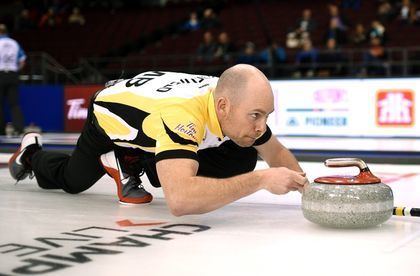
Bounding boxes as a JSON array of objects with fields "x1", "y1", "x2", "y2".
[{"x1": 31, "y1": 121, "x2": 113, "y2": 193}]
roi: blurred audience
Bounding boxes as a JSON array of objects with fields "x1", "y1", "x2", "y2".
[
  {"x1": 236, "y1": 41, "x2": 260, "y2": 65},
  {"x1": 397, "y1": 0, "x2": 413, "y2": 24},
  {"x1": 350, "y1": 23, "x2": 367, "y2": 45},
  {"x1": 68, "y1": 7, "x2": 86, "y2": 26},
  {"x1": 286, "y1": 8, "x2": 315, "y2": 49},
  {"x1": 328, "y1": 4, "x2": 349, "y2": 31},
  {"x1": 294, "y1": 9, "x2": 317, "y2": 36},
  {"x1": 214, "y1": 32, "x2": 236, "y2": 61},
  {"x1": 324, "y1": 17, "x2": 348, "y2": 46},
  {"x1": 182, "y1": 11, "x2": 200, "y2": 31},
  {"x1": 197, "y1": 31, "x2": 216, "y2": 62},
  {"x1": 15, "y1": 9, "x2": 36, "y2": 31},
  {"x1": 362, "y1": 37, "x2": 388, "y2": 76},
  {"x1": 201, "y1": 8, "x2": 221, "y2": 30},
  {"x1": 369, "y1": 20, "x2": 386, "y2": 45},
  {"x1": 39, "y1": 7, "x2": 62, "y2": 28},
  {"x1": 294, "y1": 39, "x2": 318, "y2": 77},
  {"x1": 259, "y1": 41, "x2": 286, "y2": 66},
  {"x1": 317, "y1": 38, "x2": 347, "y2": 76},
  {"x1": 377, "y1": 0, "x2": 395, "y2": 23}
]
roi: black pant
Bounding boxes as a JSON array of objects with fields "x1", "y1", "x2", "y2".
[
  {"x1": 32, "y1": 100, "x2": 258, "y2": 193},
  {"x1": 0, "y1": 72, "x2": 25, "y2": 134}
]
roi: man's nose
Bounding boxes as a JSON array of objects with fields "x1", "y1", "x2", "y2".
[{"x1": 255, "y1": 119, "x2": 266, "y2": 134}]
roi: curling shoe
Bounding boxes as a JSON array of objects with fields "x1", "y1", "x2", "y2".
[
  {"x1": 100, "y1": 151, "x2": 153, "y2": 205},
  {"x1": 9, "y1": 132, "x2": 42, "y2": 182}
]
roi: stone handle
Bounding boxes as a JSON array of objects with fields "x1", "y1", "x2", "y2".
[{"x1": 324, "y1": 158, "x2": 368, "y2": 170}]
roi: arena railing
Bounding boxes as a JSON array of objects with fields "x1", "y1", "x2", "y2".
[{"x1": 21, "y1": 46, "x2": 420, "y2": 84}]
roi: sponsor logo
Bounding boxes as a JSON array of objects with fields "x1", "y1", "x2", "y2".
[
  {"x1": 305, "y1": 117, "x2": 347, "y2": 126},
  {"x1": 67, "y1": 99, "x2": 88, "y2": 120},
  {"x1": 313, "y1": 88, "x2": 348, "y2": 104},
  {"x1": 174, "y1": 123, "x2": 197, "y2": 140},
  {"x1": 287, "y1": 117, "x2": 299, "y2": 127},
  {"x1": 376, "y1": 90, "x2": 414, "y2": 126}
]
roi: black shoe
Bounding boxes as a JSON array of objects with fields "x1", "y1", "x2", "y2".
[{"x1": 9, "y1": 133, "x2": 42, "y2": 181}]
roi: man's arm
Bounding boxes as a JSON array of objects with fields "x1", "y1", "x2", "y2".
[
  {"x1": 156, "y1": 157, "x2": 306, "y2": 216},
  {"x1": 255, "y1": 134, "x2": 303, "y2": 172}
]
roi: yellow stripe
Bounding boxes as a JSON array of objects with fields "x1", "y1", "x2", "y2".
[{"x1": 395, "y1": 207, "x2": 404, "y2": 216}]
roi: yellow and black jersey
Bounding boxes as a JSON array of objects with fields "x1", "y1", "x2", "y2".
[{"x1": 93, "y1": 71, "x2": 271, "y2": 162}]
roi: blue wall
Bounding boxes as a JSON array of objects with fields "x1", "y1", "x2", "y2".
[{"x1": 4, "y1": 85, "x2": 64, "y2": 132}]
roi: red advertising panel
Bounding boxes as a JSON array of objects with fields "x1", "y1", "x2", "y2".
[
  {"x1": 376, "y1": 89, "x2": 415, "y2": 127},
  {"x1": 64, "y1": 85, "x2": 103, "y2": 132}
]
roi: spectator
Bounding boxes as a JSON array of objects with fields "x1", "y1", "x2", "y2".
[
  {"x1": 362, "y1": 37, "x2": 388, "y2": 76},
  {"x1": 68, "y1": 7, "x2": 86, "y2": 26},
  {"x1": 411, "y1": 5, "x2": 420, "y2": 25},
  {"x1": 16, "y1": 9, "x2": 36, "y2": 31},
  {"x1": 259, "y1": 41, "x2": 287, "y2": 77},
  {"x1": 197, "y1": 31, "x2": 217, "y2": 62},
  {"x1": 0, "y1": 24, "x2": 26, "y2": 135},
  {"x1": 324, "y1": 17, "x2": 348, "y2": 45},
  {"x1": 294, "y1": 9, "x2": 317, "y2": 35},
  {"x1": 214, "y1": 32, "x2": 236, "y2": 61},
  {"x1": 201, "y1": 8, "x2": 221, "y2": 30},
  {"x1": 286, "y1": 30, "x2": 309, "y2": 49},
  {"x1": 350, "y1": 23, "x2": 367, "y2": 45},
  {"x1": 369, "y1": 20, "x2": 386, "y2": 45},
  {"x1": 39, "y1": 7, "x2": 62, "y2": 28},
  {"x1": 318, "y1": 38, "x2": 347, "y2": 76},
  {"x1": 377, "y1": 0, "x2": 395, "y2": 23},
  {"x1": 328, "y1": 4, "x2": 348, "y2": 31},
  {"x1": 259, "y1": 41, "x2": 286, "y2": 66},
  {"x1": 236, "y1": 41, "x2": 260, "y2": 65},
  {"x1": 294, "y1": 39, "x2": 318, "y2": 77},
  {"x1": 182, "y1": 12, "x2": 200, "y2": 31},
  {"x1": 397, "y1": 0, "x2": 413, "y2": 24}
]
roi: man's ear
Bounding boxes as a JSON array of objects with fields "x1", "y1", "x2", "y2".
[{"x1": 215, "y1": 96, "x2": 230, "y2": 117}]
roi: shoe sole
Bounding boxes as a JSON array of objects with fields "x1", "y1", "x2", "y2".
[
  {"x1": 100, "y1": 151, "x2": 153, "y2": 204},
  {"x1": 8, "y1": 132, "x2": 42, "y2": 180}
]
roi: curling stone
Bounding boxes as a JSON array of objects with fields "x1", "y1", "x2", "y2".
[{"x1": 302, "y1": 158, "x2": 393, "y2": 228}]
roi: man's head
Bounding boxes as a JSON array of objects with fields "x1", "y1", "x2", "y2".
[
  {"x1": 0, "y1": 24, "x2": 7, "y2": 35},
  {"x1": 214, "y1": 64, "x2": 274, "y2": 147}
]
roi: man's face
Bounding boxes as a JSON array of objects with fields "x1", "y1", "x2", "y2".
[{"x1": 220, "y1": 86, "x2": 274, "y2": 147}]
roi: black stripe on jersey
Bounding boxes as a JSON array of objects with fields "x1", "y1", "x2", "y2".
[
  {"x1": 162, "y1": 119, "x2": 199, "y2": 146},
  {"x1": 155, "y1": 149, "x2": 198, "y2": 162},
  {"x1": 94, "y1": 101, "x2": 156, "y2": 147},
  {"x1": 253, "y1": 126, "x2": 272, "y2": 146}
]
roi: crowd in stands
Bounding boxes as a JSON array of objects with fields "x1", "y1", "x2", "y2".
[
  {"x1": 177, "y1": 0, "x2": 419, "y2": 77},
  {"x1": 2, "y1": 0, "x2": 420, "y2": 78}
]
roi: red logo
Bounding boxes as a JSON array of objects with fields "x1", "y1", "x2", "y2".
[{"x1": 376, "y1": 90, "x2": 414, "y2": 126}]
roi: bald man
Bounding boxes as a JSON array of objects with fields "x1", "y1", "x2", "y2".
[{"x1": 10, "y1": 65, "x2": 308, "y2": 215}]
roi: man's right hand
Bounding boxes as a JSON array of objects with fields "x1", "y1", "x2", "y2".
[{"x1": 260, "y1": 167, "x2": 309, "y2": 194}]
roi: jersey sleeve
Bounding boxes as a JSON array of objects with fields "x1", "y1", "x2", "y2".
[
  {"x1": 155, "y1": 107, "x2": 204, "y2": 162},
  {"x1": 253, "y1": 125, "x2": 272, "y2": 146}
]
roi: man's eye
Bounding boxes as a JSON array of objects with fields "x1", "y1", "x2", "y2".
[{"x1": 250, "y1": 113, "x2": 258, "y2": 119}]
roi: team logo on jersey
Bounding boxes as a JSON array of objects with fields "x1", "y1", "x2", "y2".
[
  {"x1": 174, "y1": 123, "x2": 198, "y2": 140},
  {"x1": 376, "y1": 90, "x2": 414, "y2": 126},
  {"x1": 162, "y1": 120, "x2": 198, "y2": 146}
]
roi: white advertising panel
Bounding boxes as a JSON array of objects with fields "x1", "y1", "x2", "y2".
[{"x1": 268, "y1": 78, "x2": 419, "y2": 137}]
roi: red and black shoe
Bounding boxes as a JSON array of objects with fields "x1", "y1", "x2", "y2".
[
  {"x1": 9, "y1": 132, "x2": 42, "y2": 182},
  {"x1": 100, "y1": 151, "x2": 153, "y2": 205}
]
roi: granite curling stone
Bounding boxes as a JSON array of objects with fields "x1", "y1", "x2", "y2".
[{"x1": 302, "y1": 158, "x2": 394, "y2": 229}]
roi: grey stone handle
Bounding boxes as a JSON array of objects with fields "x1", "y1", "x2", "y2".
[{"x1": 324, "y1": 158, "x2": 368, "y2": 170}]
